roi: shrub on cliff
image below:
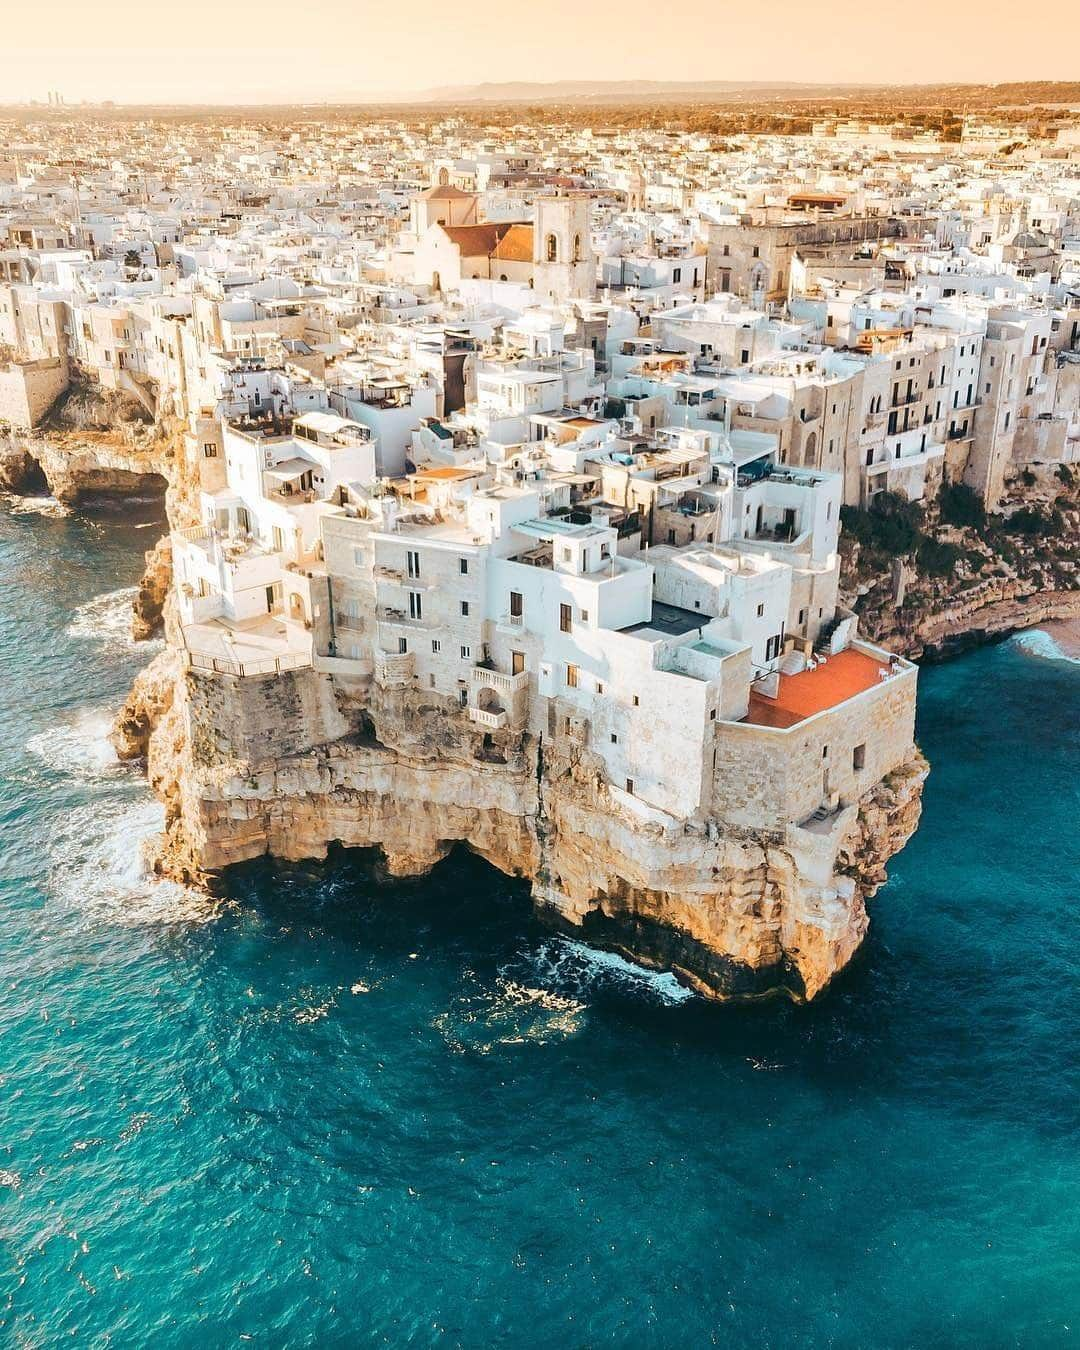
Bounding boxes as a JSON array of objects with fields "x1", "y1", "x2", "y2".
[
  {"x1": 840, "y1": 492, "x2": 924, "y2": 558},
  {"x1": 938, "y1": 482, "x2": 986, "y2": 530},
  {"x1": 916, "y1": 536, "x2": 964, "y2": 577},
  {"x1": 1003, "y1": 506, "x2": 1055, "y2": 536}
]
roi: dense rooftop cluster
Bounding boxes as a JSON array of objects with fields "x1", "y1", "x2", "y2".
[{"x1": 1, "y1": 106, "x2": 1076, "y2": 824}]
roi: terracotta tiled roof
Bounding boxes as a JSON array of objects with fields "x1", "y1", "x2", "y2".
[
  {"x1": 438, "y1": 223, "x2": 511, "y2": 256},
  {"x1": 490, "y1": 223, "x2": 534, "y2": 263},
  {"x1": 437, "y1": 221, "x2": 534, "y2": 263}
]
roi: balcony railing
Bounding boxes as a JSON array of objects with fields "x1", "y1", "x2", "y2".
[
  {"x1": 468, "y1": 707, "x2": 508, "y2": 730},
  {"x1": 470, "y1": 666, "x2": 530, "y2": 696},
  {"x1": 175, "y1": 524, "x2": 215, "y2": 545},
  {"x1": 182, "y1": 649, "x2": 311, "y2": 679}
]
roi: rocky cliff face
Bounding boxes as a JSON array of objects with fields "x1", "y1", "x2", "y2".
[
  {"x1": 131, "y1": 537, "x2": 174, "y2": 641},
  {"x1": 113, "y1": 657, "x2": 926, "y2": 1004},
  {"x1": 0, "y1": 426, "x2": 169, "y2": 505},
  {"x1": 843, "y1": 467, "x2": 1080, "y2": 660},
  {"x1": 0, "y1": 380, "x2": 175, "y2": 506}
]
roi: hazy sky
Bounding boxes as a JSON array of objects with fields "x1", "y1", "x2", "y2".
[{"x1": 6, "y1": 1, "x2": 1080, "y2": 104}]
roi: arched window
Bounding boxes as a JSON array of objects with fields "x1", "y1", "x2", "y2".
[
  {"x1": 573, "y1": 233, "x2": 582, "y2": 262},
  {"x1": 803, "y1": 431, "x2": 818, "y2": 467},
  {"x1": 546, "y1": 234, "x2": 558, "y2": 263}
]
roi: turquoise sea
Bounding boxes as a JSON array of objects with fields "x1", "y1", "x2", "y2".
[{"x1": 1, "y1": 499, "x2": 1078, "y2": 1347}]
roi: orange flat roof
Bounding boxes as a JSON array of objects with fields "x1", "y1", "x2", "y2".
[
  {"x1": 745, "y1": 647, "x2": 890, "y2": 729},
  {"x1": 413, "y1": 466, "x2": 476, "y2": 480}
]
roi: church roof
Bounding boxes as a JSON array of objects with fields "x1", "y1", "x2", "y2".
[
  {"x1": 490, "y1": 224, "x2": 534, "y2": 263},
  {"x1": 437, "y1": 221, "x2": 534, "y2": 261},
  {"x1": 419, "y1": 183, "x2": 475, "y2": 200},
  {"x1": 438, "y1": 222, "x2": 511, "y2": 255}
]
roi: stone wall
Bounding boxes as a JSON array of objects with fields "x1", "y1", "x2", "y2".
[
  {"x1": 711, "y1": 661, "x2": 918, "y2": 831},
  {"x1": 185, "y1": 665, "x2": 350, "y2": 767},
  {"x1": 0, "y1": 357, "x2": 68, "y2": 429}
]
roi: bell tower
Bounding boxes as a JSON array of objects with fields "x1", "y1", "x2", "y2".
[
  {"x1": 626, "y1": 163, "x2": 646, "y2": 212},
  {"x1": 532, "y1": 193, "x2": 595, "y2": 304}
]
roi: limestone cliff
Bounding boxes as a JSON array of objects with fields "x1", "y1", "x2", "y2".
[
  {"x1": 842, "y1": 467, "x2": 1080, "y2": 660},
  {"x1": 115, "y1": 658, "x2": 926, "y2": 1003},
  {"x1": 131, "y1": 537, "x2": 174, "y2": 642},
  {"x1": 0, "y1": 425, "x2": 169, "y2": 505}
]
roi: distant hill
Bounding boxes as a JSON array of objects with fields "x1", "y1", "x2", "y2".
[
  {"x1": 416, "y1": 79, "x2": 865, "y2": 105},
  {"x1": 411, "y1": 78, "x2": 1080, "y2": 109}
]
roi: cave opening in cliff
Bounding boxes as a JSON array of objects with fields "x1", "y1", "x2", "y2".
[
  {"x1": 18, "y1": 456, "x2": 49, "y2": 496},
  {"x1": 209, "y1": 840, "x2": 537, "y2": 968}
]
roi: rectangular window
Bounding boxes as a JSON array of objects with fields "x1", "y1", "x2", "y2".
[
  {"x1": 673, "y1": 267, "x2": 681, "y2": 283},
  {"x1": 610, "y1": 732, "x2": 618, "y2": 744},
  {"x1": 406, "y1": 550, "x2": 420, "y2": 578},
  {"x1": 460, "y1": 601, "x2": 469, "y2": 617},
  {"x1": 565, "y1": 663, "x2": 578, "y2": 688},
  {"x1": 460, "y1": 645, "x2": 471, "y2": 660},
  {"x1": 625, "y1": 779, "x2": 634, "y2": 794},
  {"x1": 398, "y1": 637, "x2": 408, "y2": 654},
  {"x1": 756, "y1": 603, "x2": 765, "y2": 618},
  {"x1": 432, "y1": 639, "x2": 441, "y2": 654},
  {"x1": 853, "y1": 744, "x2": 866, "y2": 771},
  {"x1": 203, "y1": 442, "x2": 217, "y2": 457},
  {"x1": 632, "y1": 695, "x2": 640, "y2": 707},
  {"x1": 408, "y1": 591, "x2": 422, "y2": 620},
  {"x1": 560, "y1": 603, "x2": 572, "y2": 633},
  {"x1": 765, "y1": 634, "x2": 783, "y2": 661},
  {"x1": 509, "y1": 590, "x2": 523, "y2": 620},
  {"x1": 459, "y1": 557, "x2": 468, "y2": 574}
]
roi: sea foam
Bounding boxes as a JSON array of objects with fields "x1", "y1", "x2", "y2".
[
  {"x1": 26, "y1": 707, "x2": 124, "y2": 781},
  {"x1": 1012, "y1": 628, "x2": 1080, "y2": 667},
  {"x1": 6, "y1": 493, "x2": 69, "y2": 519},
  {"x1": 65, "y1": 586, "x2": 146, "y2": 650},
  {"x1": 528, "y1": 936, "x2": 694, "y2": 1005},
  {"x1": 47, "y1": 795, "x2": 217, "y2": 928}
]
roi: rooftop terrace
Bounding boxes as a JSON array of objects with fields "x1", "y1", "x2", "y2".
[{"x1": 744, "y1": 646, "x2": 895, "y2": 728}]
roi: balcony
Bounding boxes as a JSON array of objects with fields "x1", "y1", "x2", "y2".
[
  {"x1": 470, "y1": 666, "x2": 530, "y2": 696},
  {"x1": 374, "y1": 650, "x2": 415, "y2": 688},
  {"x1": 468, "y1": 707, "x2": 508, "y2": 730}
]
